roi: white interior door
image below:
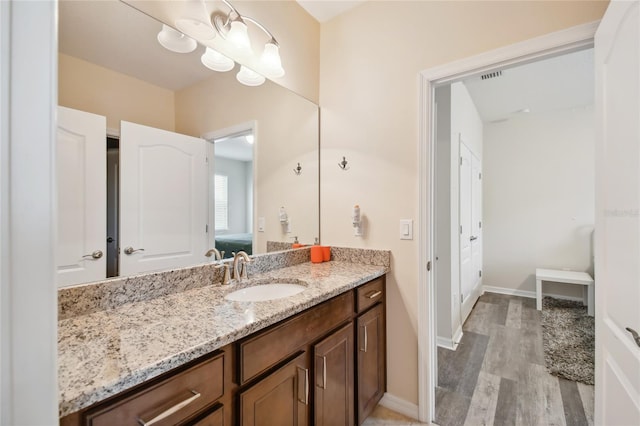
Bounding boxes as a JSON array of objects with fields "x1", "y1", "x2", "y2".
[
  {"x1": 120, "y1": 121, "x2": 208, "y2": 275},
  {"x1": 594, "y1": 1, "x2": 640, "y2": 424},
  {"x1": 459, "y1": 142, "x2": 474, "y2": 321},
  {"x1": 471, "y1": 154, "x2": 482, "y2": 292},
  {"x1": 56, "y1": 106, "x2": 106, "y2": 286}
]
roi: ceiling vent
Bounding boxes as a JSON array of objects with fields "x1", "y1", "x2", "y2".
[{"x1": 481, "y1": 70, "x2": 503, "y2": 80}]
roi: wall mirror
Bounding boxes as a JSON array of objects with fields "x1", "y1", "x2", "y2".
[{"x1": 57, "y1": 0, "x2": 319, "y2": 286}]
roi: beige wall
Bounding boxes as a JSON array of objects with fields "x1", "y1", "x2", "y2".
[
  {"x1": 319, "y1": 1, "x2": 608, "y2": 405},
  {"x1": 175, "y1": 68, "x2": 320, "y2": 252},
  {"x1": 58, "y1": 53, "x2": 175, "y2": 132}
]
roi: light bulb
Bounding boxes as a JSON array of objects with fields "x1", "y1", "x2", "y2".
[
  {"x1": 245, "y1": 134, "x2": 254, "y2": 144},
  {"x1": 157, "y1": 25, "x2": 197, "y2": 53},
  {"x1": 175, "y1": 0, "x2": 216, "y2": 40},
  {"x1": 236, "y1": 66, "x2": 265, "y2": 87},
  {"x1": 227, "y1": 20, "x2": 251, "y2": 55},
  {"x1": 201, "y1": 48, "x2": 235, "y2": 72},
  {"x1": 260, "y1": 42, "x2": 285, "y2": 78}
]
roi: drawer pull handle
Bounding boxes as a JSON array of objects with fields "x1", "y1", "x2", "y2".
[
  {"x1": 360, "y1": 325, "x2": 368, "y2": 352},
  {"x1": 297, "y1": 367, "x2": 309, "y2": 405},
  {"x1": 367, "y1": 290, "x2": 382, "y2": 299},
  {"x1": 318, "y1": 355, "x2": 327, "y2": 389},
  {"x1": 137, "y1": 390, "x2": 201, "y2": 426}
]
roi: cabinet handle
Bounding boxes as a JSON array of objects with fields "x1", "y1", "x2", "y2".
[
  {"x1": 367, "y1": 290, "x2": 382, "y2": 299},
  {"x1": 360, "y1": 325, "x2": 368, "y2": 352},
  {"x1": 137, "y1": 390, "x2": 200, "y2": 426},
  {"x1": 297, "y1": 367, "x2": 309, "y2": 405},
  {"x1": 317, "y1": 355, "x2": 327, "y2": 389}
]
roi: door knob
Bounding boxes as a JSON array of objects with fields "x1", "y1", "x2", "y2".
[
  {"x1": 625, "y1": 327, "x2": 640, "y2": 348},
  {"x1": 82, "y1": 250, "x2": 103, "y2": 260},
  {"x1": 124, "y1": 247, "x2": 145, "y2": 255},
  {"x1": 470, "y1": 236, "x2": 478, "y2": 241}
]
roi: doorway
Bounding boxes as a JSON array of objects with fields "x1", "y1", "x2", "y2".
[{"x1": 418, "y1": 22, "x2": 599, "y2": 423}]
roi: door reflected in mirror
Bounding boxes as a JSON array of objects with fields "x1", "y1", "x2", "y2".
[{"x1": 56, "y1": 0, "x2": 319, "y2": 286}]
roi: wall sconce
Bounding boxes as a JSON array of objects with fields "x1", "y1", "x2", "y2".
[
  {"x1": 157, "y1": 0, "x2": 284, "y2": 87},
  {"x1": 293, "y1": 163, "x2": 302, "y2": 175},
  {"x1": 338, "y1": 156, "x2": 349, "y2": 171}
]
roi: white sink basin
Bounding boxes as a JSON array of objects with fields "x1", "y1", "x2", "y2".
[{"x1": 225, "y1": 283, "x2": 306, "y2": 302}]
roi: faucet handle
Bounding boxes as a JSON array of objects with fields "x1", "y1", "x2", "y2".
[{"x1": 215, "y1": 263, "x2": 231, "y2": 285}]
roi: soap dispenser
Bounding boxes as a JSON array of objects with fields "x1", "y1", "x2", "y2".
[{"x1": 291, "y1": 236, "x2": 304, "y2": 249}]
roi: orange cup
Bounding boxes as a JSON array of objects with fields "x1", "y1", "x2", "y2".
[
  {"x1": 310, "y1": 246, "x2": 324, "y2": 263},
  {"x1": 321, "y1": 246, "x2": 331, "y2": 262}
]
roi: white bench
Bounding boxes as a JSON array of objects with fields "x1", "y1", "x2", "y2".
[{"x1": 536, "y1": 268, "x2": 595, "y2": 316}]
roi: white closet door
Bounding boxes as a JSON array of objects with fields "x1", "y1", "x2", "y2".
[
  {"x1": 119, "y1": 121, "x2": 208, "y2": 275},
  {"x1": 56, "y1": 106, "x2": 106, "y2": 287},
  {"x1": 594, "y1": 1, "x2": 640, "y2": 424}
]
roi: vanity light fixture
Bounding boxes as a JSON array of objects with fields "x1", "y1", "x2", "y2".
[
  {"x1": 237, "y1": 65, "x2": 265, "y2": 86},
  {"x1": 157, "y1": 24, "x2": 197, "y2": 53},
  {"x1": 201, "y1": 47, "x2": 235, "y2": 72},
  {"x1": 213, "y1": 0, "x2": 285, "y2": 83},
  {"x1": 175, "y1": 0, "x2": 216, "y2": 40}
]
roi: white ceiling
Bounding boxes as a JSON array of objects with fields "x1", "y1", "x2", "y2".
[
  {"x1": 296, "y1": 0, "x2": 366, "y2": 22},
  {"x1": 463, "y1": 48, "x2": 594, "y2": 123}
]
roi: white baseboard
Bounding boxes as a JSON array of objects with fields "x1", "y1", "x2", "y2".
[
  {"x1": 482, "y1": 285, "x2": 584, "y2": 302},
  {"x1": 436, "y1": 336, "x2": 456, "y2": 350},
  {"x1": 379, "y1": 393, "x2": 419, "y2": 420},
  {"x1": 453, "y1": 325, "x2": 463, "y2": 345},
  {"x1": 437, "y1": 326, "x2": 463, "y2": 350}
]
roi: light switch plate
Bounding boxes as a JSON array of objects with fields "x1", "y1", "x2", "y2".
[
  {"x1": 400, "y1": 219, "x2": 413, "y2": 240},
  {"x1": 258, "y1": 217, "x2": 265, "y2": 232}
]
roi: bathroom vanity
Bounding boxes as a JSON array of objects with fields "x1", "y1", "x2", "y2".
[{"x1": 59, "y1": 248, "x2": 389, "y2": 426}]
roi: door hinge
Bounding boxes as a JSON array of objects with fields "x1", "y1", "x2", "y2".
[
  {"x1": 460, "y1": 225, "x2": 463, "y2": 234},
  {"x1": 479, "y1": 270, "x2": 482, "y2": 277},
  {"x1": 479, "y1": 172, "x2": 482, "y2": 180},
  {"x1": 427, "y1": 261, "x2": 432, "y2": 272},
  {"x1": 206, "y1": 224, "x2": 209, "y2": 233},
  {"x1": 479, "y1": 221, "x2": 482, "y2": 229},
  {"x1": 460, "y1": 294, "x2": 464, "y2": 303},
  {"x1": 460, "y1": 157, "x2": 463, "y2": 166}
]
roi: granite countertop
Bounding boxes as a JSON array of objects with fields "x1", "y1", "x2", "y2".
[{"x1": 58, "y1": 260, "x2": 388, "y2": 417}]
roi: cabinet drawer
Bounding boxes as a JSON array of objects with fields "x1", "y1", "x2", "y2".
[
  {"x1": 239, "y1": 291, "x2": 354, "y2": 385},
  {"x1": 87, "y1": 353, "x2": 225, "y2": 426},
  {"x1": 356, "y1": 277, "x2": 384, "y2": 313}
]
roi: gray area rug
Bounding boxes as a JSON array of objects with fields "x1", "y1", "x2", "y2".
[{"x1": 541, "y1": 296, "x2": 595, "y2": 385}]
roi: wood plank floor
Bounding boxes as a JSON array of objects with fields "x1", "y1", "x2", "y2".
[{"x1": 436, "y1": 293, "x2": 594, "y2": 426}]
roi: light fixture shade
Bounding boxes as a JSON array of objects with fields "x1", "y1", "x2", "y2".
[
  {"x1": 175, "y1": 0, "x2": 216, "y2": 40},
  {"x1": 201, "y1": 48, "x2": 235, "y2": 72},
  {"x1": 157, "y1": 25, "x2": 197, "y2": 53},
  {"x1": 260, "y1": 42, "x2": 285, "y2": 78},
  {"x1": 227, "y1": 20, "x2": 252, "y2": 55},
  {"x1": 236, "y1": 66, "x2": 265, "y2": 86}
]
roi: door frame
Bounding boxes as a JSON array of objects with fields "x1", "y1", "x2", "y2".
[
  {"x1": 417, "y1": 21, "x2": 598, "y2": 422},
  {"x1": 202, "y1": 120, "x2": 258, "y2": 256}
]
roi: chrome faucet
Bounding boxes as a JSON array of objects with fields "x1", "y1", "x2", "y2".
[
  {"x1": 215, "y1": 262, "x2": 231, "y2": 285},
  {"x1": 232, "y1": 251, "x2": 252, "y2": 281},
  {"x1": 205, "y1": 248, "x2": 225, "y2": 260}
]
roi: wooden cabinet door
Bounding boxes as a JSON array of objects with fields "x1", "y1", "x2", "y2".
[
  {"x1": 356, "y1": 304, "x2": 385, "y2": 424},
  {"x1": 314, "y1": 322, "x2": 354, "y2": 426},
  {"x1": 239, "y1": 352, "x2": 309, "y2": 426}
]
